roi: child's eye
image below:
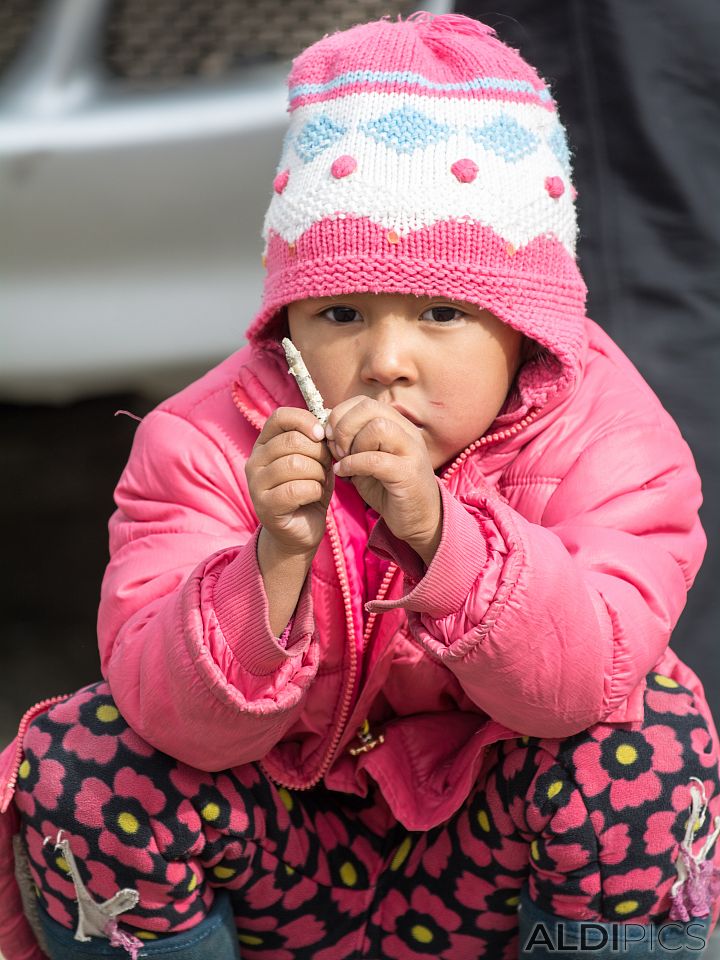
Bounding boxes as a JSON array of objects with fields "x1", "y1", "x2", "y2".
[
  {"x1": 320, "y1": 306, "x2": 360, "y2": 324},
  {"x1": 421, "y1": 306, "x2": 464, "y2": 323}
]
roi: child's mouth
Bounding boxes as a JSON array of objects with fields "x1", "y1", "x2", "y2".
[{"x1": 391, "y1": 404, "x2": 423, "y2": 428}]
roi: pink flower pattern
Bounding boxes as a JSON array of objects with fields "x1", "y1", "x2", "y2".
[
  {"x1": 52, "y1": 684, "x2": 155, "y2": 766},
  {"x1": 13, "y1": 674, "x2": 720, "y2": 954},
  {"x1": 374, "y1": 886, "x2": 483, "y2": 959}
]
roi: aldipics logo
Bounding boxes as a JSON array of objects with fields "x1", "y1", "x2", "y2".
[{"x1": 522, "y1": 920, "x2": 708, "y2": 954}]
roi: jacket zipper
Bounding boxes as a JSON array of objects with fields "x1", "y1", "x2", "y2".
[
  {"x1": 1, "y1": 694, "x2": 72, "y2": 812},
  {"x1": 231, "y1": 381, "x2": 540, "y2": 789}
]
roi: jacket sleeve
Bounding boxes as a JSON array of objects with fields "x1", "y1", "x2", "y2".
[
  {"x1": 365, "y1": 423, "x2": 706, "y2": 737},
  {"x1": 97, "y1": 408, "x2": 320, "y2": 770}
]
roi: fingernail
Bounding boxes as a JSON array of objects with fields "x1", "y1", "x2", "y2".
[
  {"x1": 333, "y1": 461, "x2": 342, "y2": 474},
  {"x1": 325, "y1": 423, "x2": 334, "y2": 439},
  {"x1": 312, "y1": 423, "x2": 324, "y2": 440}
]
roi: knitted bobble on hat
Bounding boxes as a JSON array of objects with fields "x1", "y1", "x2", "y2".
[{"x1": 405, "y1": 10, "x2": 495, "y2": 33}]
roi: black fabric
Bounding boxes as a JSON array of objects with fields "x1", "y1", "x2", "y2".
[{"x1": 456, "y1": 0, "x2": 720, "y2": 722}]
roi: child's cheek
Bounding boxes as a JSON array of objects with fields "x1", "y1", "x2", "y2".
[{"x1": 311, "y1": 369, "x2": 350, "y2": 412}]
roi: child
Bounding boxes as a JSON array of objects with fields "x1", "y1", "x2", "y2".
[{"x1": 2, "y1": 12, "x2": 720, "y2": 960}]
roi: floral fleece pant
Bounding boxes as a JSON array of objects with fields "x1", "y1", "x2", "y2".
[{"x1": 13, "y1": 672, "x2": 720, "y2": 960}]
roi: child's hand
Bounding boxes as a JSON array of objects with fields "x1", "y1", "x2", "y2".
[
  {"x1": 246, "y1": 407, "x2": 335, "y2": 557},
  {"x1": 326, "y1": 397, "x2": 442, "y2": 564}
]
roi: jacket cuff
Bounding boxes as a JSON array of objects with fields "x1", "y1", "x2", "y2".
[
  {"x1": 365, "y1": 479, "x2": 488, "y2": 618},
  {"x1": 213, "y1": 527, "x2": 314, "y2": 675}
]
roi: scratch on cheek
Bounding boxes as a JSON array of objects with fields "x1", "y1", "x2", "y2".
[{"x1": 429, "y1": 400, "x2": 445, "y2": 407}]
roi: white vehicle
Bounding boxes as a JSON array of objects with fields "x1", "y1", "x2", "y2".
[{"x1": 1, "y1": 0, "x2": 449, "y2": 401}]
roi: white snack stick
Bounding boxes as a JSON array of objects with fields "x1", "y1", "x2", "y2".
[{"x1": 282, "y1": 337, "x2": 332, "y2": 425}]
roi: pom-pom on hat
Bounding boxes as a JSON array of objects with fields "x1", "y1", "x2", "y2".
[{"x1": 247, "y1": 12, "x2": 587, "y2": 403}]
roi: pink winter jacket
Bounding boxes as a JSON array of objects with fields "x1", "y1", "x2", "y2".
[
  {"x1": 99, "y1": 316, "x2": 709, "y2": 822},
  {"x1": 0, "y1": 315, "x2": 716, "y2": 958}
]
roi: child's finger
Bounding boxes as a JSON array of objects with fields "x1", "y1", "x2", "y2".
[
  {"x1": 333, "y1": 449, "x2": 410, "y2": 483},
  {"x1": 324, "y1": 397, "x2": 387, "y2": 454},
  {"x1": 262, "y1": 453, "x2": 328, "y2": 492},
  {"x1": 262, "y1": 430, "x2": 331, "y2": 470},
  {"x1": 263, "y1": 478, "x2": 328, "y2": 515},
  {"x1": 258, "y1": 406, "x2": 327, "y2": 448},
  {"x1": 323, "y1": 396, "x2": 367, "y2": 439},
  {"x1": 331, "y1": 408, "x2": 418, "y2": 461},
  {"x1": 356, "y1": 416, "x2": 417, "y2": 459}
]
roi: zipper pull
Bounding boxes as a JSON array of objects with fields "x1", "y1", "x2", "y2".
[{"x1": 348, "y1": 718, "x2": 385, "y2": 756}]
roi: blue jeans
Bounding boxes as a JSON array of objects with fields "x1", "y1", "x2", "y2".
[
  {"x1": 37, "y1": 889, "x2": 240, "y2": 959},
  {"x1": 518, "y1": 884, "x2": 713, "y2": 958}
]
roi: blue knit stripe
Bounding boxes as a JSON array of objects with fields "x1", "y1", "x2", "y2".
[{"x1": 289, "y1": 70, "x2": 552, "y2": 103}]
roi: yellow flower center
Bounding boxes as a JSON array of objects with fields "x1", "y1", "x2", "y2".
[
  {"x1": 654, "y1": 674, "x2": 678, "y2": 688},
  {"x1": 117, "y1": 812, "x2": 140, "y2": 834},
  {"x1": 55, "y1": 856, "x2": 70, "y2": 873},
  {"x1": 278, "y1": 788, "x2": 293, "y2": 812},
  {"x1": 96, "y1": 704, "x2": 120, "y2": 723},
  {"x1": 340, "y1": 862, "x2": 358, "y2": 886},
  {"x1": 615, "y1": 900, "x2": 639, "y2": 915},
  {"x1": 18, "y1": 760, "x2": 31, "y2": 780},
  {"x1": 615, "y1": 744, "x2": 638, "y2": 765},
  {"x1": 239, "y1": 934, "x2": 264, "y2": 946},
  {"x1": 477, "y1": 809, "x2": 491, "y2": 832},
  {"x1": 531, "y1": 840, "x2": 540, "y2": 861},
  {"x1": 411, "y1": 925, "x2": 434, "y2": 944},
  {"x1": 201, "y1": 802, "x2": 221, "y2": 822},
  {"x1": 391, "y1": 837, "x2": 412, "y2": 872},
  {"x1": 187, "y1": 873, "x2": 198, "y2": 892},
  {"x1": 547, "y1": 780, "x2": 563, "y2": 799},
  {"x1": 212, "y1": 866, "x2": 236, "y2": 880}
]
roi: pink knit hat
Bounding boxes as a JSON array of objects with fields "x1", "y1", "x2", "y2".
[{"x1": 246, "y1": 13, "x2": 587, "y2": 402}]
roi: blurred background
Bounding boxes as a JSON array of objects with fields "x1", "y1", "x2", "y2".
[{"x1": 1, "y1": 1, "x2": 719, "y2": 937}]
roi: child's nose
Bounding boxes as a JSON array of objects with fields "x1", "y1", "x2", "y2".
[{"x1": 359, "y1": 328, "x2": 419, "y2": 385}]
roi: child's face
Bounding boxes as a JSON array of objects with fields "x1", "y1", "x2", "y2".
[{"x1": 286, "y1": 293, "x2": 524, "y2": 471}]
